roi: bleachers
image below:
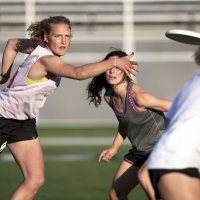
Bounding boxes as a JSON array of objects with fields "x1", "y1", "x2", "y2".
[
  {"x1": 0, "y1": 0, "x2": 200, "y2": 126},
  {"x1": 0, "y1": 0, "x2": 200, "y2": 25},
  {"x1": 0, "y1": 0, "x2": 200, "y2": 59}
]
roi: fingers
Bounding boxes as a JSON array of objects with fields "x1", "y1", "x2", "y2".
[
  {"x1": 126, "y1": 54, "x2": 134, "y2": 61},
  {"x1": 124, "y1": 64, "x2": 139, "y2": 79},
  {"x1": 128, "y1": 55, "x2": 139, "y2": 78},
  {"x1": 115, "y1": 54, "x2": 139, "y2": 79},
  {"x1": 130, "y1": 65, "x2": 139, "y2": 76},
  {"x1": 131, "y1": 61, "x2": 139, "y2": 68},
  {"x1": 98, "y1": 150, "x2": 107, "y2": 162},
  {"x1": 122, "y1": 55, "x2": 139, "y2": 74},
  {"x1": 124, "y1": 69, "x2": 132, "y2": 79},
  {"x1": 127, "y1": 54, "x2": 139, "y2": 69},
  {"x1": 98, "y1": 150, "x2": 112, "y2": 162},
  {"x1": 102, "y1": 155, "x2": 111, "y2": 162}
]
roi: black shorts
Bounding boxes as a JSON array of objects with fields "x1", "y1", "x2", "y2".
[
  {"x1": 149, "y1": 168, "x2": 200, "y2": 199},
  {"x1": 0, "y1": 117, "x2": 38, "y2": 153},
  {"x1": 124, "y1": 149, "x2": 149, "y2": 167}
]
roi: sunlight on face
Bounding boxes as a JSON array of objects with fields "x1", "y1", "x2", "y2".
[
  {"x1": 105, "y1": 56, "x2": 125, "y2": 85},
  {"x1": 45, "y1": 23, "x2": 71, "y2": 56}
]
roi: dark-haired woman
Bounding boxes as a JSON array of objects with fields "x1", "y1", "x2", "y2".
[{"x1": 87, "y1": 50, "x2": 172, "y2": 200}]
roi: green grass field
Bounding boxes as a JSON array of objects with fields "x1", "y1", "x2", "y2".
[{"x1": 0, "y1": 127, "x2": 148, "y2": 200}]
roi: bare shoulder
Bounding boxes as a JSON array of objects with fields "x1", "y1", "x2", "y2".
[
  {"x1": 40, "y1": 55, "x2": 59, "y2": 62},
  {"x1": 132, "y1": 83, "x2": 149, "y2": 95},
  {"x1": 39, "y1": 55, "x2": 63, "y2": 66}
]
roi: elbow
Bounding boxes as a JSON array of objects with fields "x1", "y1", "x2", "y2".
[
  {"x1": 162, "y1": 105, "x2": 171, "y2": 112},
  {"x1": 7, "y1": 38, "x2": 18, "y2": 51},
  {"x1": 137, "y1": 164, "x2": 149, "y2": 186}
]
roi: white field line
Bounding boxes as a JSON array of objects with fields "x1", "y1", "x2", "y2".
[
  {"x1": 39, "y1": 136, "x2": 130, "y2": 146},
  {"x1": 0, "y1": 137, "x2": 130, "y2": 162}
]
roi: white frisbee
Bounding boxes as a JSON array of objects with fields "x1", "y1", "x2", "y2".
[{"x1": 165, "y1": 29, "x2": 200, "y2": 45}]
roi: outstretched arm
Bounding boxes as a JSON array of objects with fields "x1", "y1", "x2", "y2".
[
  {"x1": 40, "y1": 54, "x2": 138, "y2": 80},
  {"x1": 133, "y1": 85, "x2": 172, "y2": 112},
  {"x1": 1, "y1": 38, "x2": 138, "y2": 81}
]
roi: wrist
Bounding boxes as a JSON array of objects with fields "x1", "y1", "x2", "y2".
[
  {"x1": 113, "y1": 57, "x2": 117, "y2": 67},
  {"x1": 1, "y1": 73, "x2": 10, "y2": 79},
  {"x1": 111, "y1": 144, "x2": 119, "y2": 151}
]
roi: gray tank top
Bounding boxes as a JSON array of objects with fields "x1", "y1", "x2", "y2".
[{"x1": 109, "y1": 82, "x2": 166, "y2": 155}]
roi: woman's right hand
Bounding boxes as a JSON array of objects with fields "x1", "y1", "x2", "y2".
[
  {"x1": 98, "y1": 147, "x2": 117, "y2": 162},
  {"x1": 116, "y1": 54, "x2": 139, "y2": 79}
]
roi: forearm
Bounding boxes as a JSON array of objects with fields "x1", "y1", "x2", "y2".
[
  {"x1": 43, "y1": 54, "x2": 135, "y2": 80},
  {"x1": 111, "y1": 131, "x2": 125, "y2": 151},
  {"x1": 98, "y1": 131, "x2": 125, "y2": 162},
  {"x1": 135, "y1": 89, "x2": 172, "y2": 112},
  {"x1": 0, "y1": 39, "x2": 19, "y2": 84},
  {"x1": 76, "y1": 59, "x2": 114, "y2": 80},
  {"x1": 151, "y1": 99, "x2": 172, "y2": 112},
  {"x1": 1, "y1": 39, "x2": 18, "y2": 76},
  {"x1": 76, "y1": 55, "x2": 136, "y2": 80}
]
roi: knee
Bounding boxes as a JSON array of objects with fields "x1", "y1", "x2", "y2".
[
  {"x1": 109, "y1": 188, "x2": 127, "y2": 200},
  {"x1": 109, "y1": 188, "x2": 118, "y2": 200},
  {"x1": 25, "y1": 174, "x2": 45, "y2": 191},
  {"x1": 34, "y1": 175, "x2": 45, "y2": 189},
  {"x1": 138, "y1": 169, "x2": 146, "y2": 185}
]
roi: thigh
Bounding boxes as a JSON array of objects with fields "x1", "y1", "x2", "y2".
[
  {"x1": 0, "y1": 118, "x2": 38, "y2": 153},
  {"x1": 112, "y1": 160, "x2": 140, "y2": 195},
  {"x1": 149, "y1": 168, "x2": 200, "y2": 200},
  {"x1": 7, "y1": 138, "x2": 44, "y2": 178},
  {"x1": 158, "y1": 172, "x2": 200, "y2": 200}
]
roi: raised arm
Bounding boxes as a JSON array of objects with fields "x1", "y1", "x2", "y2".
[
  {"x1": 0, "y1": 39, "x2": 18, "y2": 84},
  {"x1": 0, "y1": 38, "x2": 38, "y2": 84}
]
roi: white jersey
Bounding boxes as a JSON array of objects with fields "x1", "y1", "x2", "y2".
[
  {"x1": 0, "y1": 45, "x2": 61, "y2": 120},
  {"x1": 148, "y1": 70, "x2": 200, "y2": 172}
]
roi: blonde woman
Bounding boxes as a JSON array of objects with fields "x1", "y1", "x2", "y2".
[{"x1": 0, "y1": 16, "x2": 137, "y2": 199}]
